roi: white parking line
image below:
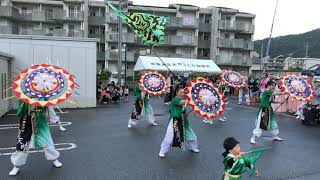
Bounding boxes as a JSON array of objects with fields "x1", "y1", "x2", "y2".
[
  {"x1": 0, "y1": 143, "x2": 77, "y2": 156},
  {"x1": 6, "y1": 111, "x2": 69, "y2": 116},
  {"x1": 0, "y1": 122, "x2": 72, "y2": 130}
]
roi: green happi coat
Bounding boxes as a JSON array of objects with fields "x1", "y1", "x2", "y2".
[
  {"x1": 256, "y1": 89, "x2": 278, "y2": 131},
  {"x1": 135, "y1": 84, "x2": 152, "y2": 114},
  {"x1": 169, "y1": 97, "x2": 196, "y2": 144},
  {"x1": 16, "y1": 101, "x2": 54, "y2": 149},
  {"x1": 222, "y1": 154, "x2": 253, "y2": 180}
]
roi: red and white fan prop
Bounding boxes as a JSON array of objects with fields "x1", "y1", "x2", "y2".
[
  {"x1": 220, "y1": 70, "x2": 247, "y2": 88},
  {"x1": 139, "y1": 71, "x2": 169, "y2": 96},
  {"x1": 279, "y1": 73, "x2": 315, "y2": 102},
  {"x1": 13, "y1": 64, "x2": 76, "y2": 107},
  {"x1": 185, "y1": 77, "x2": 226, "y2": 124}
]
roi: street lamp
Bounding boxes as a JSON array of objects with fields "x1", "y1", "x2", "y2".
[
  {"x1": 117, "y1": 0, "x2": 128, "y2": 86},
  {"x1": 123, "y1": 44, "x2": 127, "y2": 85}
]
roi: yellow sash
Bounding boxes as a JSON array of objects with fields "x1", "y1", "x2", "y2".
[{"x1": 224, "y1": 172, "x2": 241, "y2": 180}]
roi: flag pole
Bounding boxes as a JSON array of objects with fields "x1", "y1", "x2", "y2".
[{"x1": 263, "y1": 0, "x2": 279, "y2": 74}]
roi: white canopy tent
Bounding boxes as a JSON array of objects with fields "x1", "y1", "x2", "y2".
[{"x1": 133, "y1": 56, "x2": 221, "y2": 73}]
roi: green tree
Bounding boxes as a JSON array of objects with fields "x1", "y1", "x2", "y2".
[
  {"x1": 100, "y1": 69, "x2": 112, "y2": 81},
  {"x1": 255, "y1": 28, "x2": 320, "y2": 58},
  {"x1": 288, "y1": 67, "x2": 303, "y2": 71}
]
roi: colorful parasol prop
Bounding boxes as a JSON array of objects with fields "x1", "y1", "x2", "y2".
[
  {"x1": 185, "y1": 77, "x2": 226, "y2": 123},
  {"x1": 139, "y1": 71, "x2": 169, "y2": 96},
  {"x1": 220, "y1": 70, "x2": 247, "y2": 88},
  {"x1": 13, "y1": 64, "x2": 76, "y2": 107},
  {"x1": 279, "y1": 73, "x2": 315, "y2": 102}
]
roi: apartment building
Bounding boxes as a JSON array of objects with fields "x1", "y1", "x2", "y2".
[{"x1": 0, "y1": 0, "x2": 255, "y2": 80}]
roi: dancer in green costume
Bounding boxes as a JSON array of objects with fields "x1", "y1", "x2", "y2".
[
  {"x1": 250, "y1": 81, "x2": 284, "y2": 144},
  {"x1": 9, "y1": 100, "x2": 62, "y2": 176},
  {"x1": 159, "y1": 88, "x2": 199, "y2": 157},
  {"x1": 222, "y1": 137, "x2": 259, "y2": 180},
  {"x1": 128, "y1": 80, "x2": 158, "y2": 128}
]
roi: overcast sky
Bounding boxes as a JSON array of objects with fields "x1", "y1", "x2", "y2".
[{"x1": 129, "y1": 0, "x2": 320, "y2": 40}]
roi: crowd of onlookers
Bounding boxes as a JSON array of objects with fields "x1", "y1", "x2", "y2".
[{"x1": 97, "y1": 81, "x2": 129, "y2": 104}]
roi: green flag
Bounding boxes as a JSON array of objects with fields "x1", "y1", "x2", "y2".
[
  {"x1": 247, "y1": 147, "x2": 271, "y2": 176},
  {"x1": 105, "y1": 0, "x2": 169, "y2": 46}
]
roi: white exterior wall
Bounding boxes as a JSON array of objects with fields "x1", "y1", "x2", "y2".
[
  {"x1": 0, "y1": 53, "x2": 13, "y2": 117},
  {"x1": 304, "y1": 59, "x2": 320, "y2": 69},
  {"x1": 0, "y1": 35, "x2": 97, "y2": 108}
]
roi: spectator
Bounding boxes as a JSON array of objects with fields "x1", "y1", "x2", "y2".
[
  {"x1": 124, "y1": 86, "x2": 129, "y2": 102},
  {"x1": 251, "y1": 80, "x2": 260, "y2": 105},
  {"x1": 100, "y1": 88, "x2": 112, "y2": 104}
]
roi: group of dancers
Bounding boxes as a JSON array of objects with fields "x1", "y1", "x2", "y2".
[
  {"x1": 8, "y1": 72, "x2": 284, "y2": 179},
  {"x1": 127, "y1": 72, "x2": 284, "y2": 179}
]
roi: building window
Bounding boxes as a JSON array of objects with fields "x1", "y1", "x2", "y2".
[
  {"x1": 110, "y1": 12, "x2": 117, "y2": 20},
  {"x1": 68, "y1": 24, "x2": 81, "y2": 36},
  {"x1": 220, "y1": 32, "x2": 230, "y2": 39},
  {"x1": 221, "y1": 15, "x2": 231, "y2": 21},
  {"x1": 89, "y1": 9, "x2": 96, "y2": 16},
  {"x1": 198, "y1": 48, "x2": 210, "y2": 57},
  {"x1": 0, "y1": 73, "x2": 8, "y2": 99},
  {"x1": 199, "y1": 32, "x2": 210, "y2": 40},
  {"x1": 89, "y1": 26, "x2": 105, "y2": 35},
  {"x1": 97, "y1": 43, "x2": 105, "y2": 52},
  {"x1": 183, "y1": 15, "x2": 194, "y2": 25},
  {"x1": 69, "y1": 5, "x2": 81, "y2": 19},
  {"x1": 21, "y1": 7, "x2": 32, "y2": 18},
  {"x1": 200, "y1": 14, "x2": 212, "y2": 24},
  {"x1": 45, "y1": 8, "x2": 54, "y2": 20},
  {"x1": 220, "y1": 15, "x2": 232, "y2": 28},
  {"x1": 110, "y1": 44, "x2": 117, "y2": 50},
  {"x1": 110, "y1": 26, "x2": 118, "y2": 33},
  {"x1": 20, "y1": 24, "x2": 32, "y2": 35}
]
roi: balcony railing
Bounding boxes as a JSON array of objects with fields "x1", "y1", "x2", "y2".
[
  {"x1": 215, "y1": 55, "x2": 252, "y2": 66},
  {"x1": 88, "y1": 34, "x2": 105, "y2": 42},
  {"x1": 97, "y1": 51, "x2": 105, "y2": 61},
  {"x1": 197, "y1": 55, "x2": 210, "y2": 60},
  {"x1": 52, "y1": 10, "x2": 66, "y2": 21},
  {"x1": 19, "y1": 11, "x2": 46, "y2": 22},
  {"x1": 66, "y1": 11, "x2": 84, "y2": 21},
  {"x1": 0, "y1": 6, "x2": 20, "y2": 20},
  {"x1": 106, "y1": 51, "x2": 135, "y2": 62},
  {"x1": 198, "y1": 39, "x2": 211, "y2": 48},
  {"x1": 0, "y1": 25, "x2": 19, "y2": 34},
  {"x1": 218, "y1": 38, "x2": 254, "y2": 50},
  {"x1": 199, "y1": 23, "x2": 211, "y2": 32},
  {"x1": 235, "y1": 22, "x2": 254, "y2": 33},
  {"x1": 106, "y1": 33, "x2": 136, "y2": 43},
  {"x1": 88, "y1": 16, "x2": 105, "y2": 25},
  {"x1": 68, "y1": 30, "x2": 84, "y2": 37},
  {"x1": 170, "y1": 35, "x2": 198, "y2": 46},
  {"x1": 166, "y1": 17, "x2": 199, "y2": 29},
  {"x1": 106, "y1": 14, "x2": 126, "y2": 24},
  {"x1": 218, "y1": 20, "x2": 234, "y2": 30},
  {"x1": 52, "y1": 29, "x2": 67, "y2": 37}
]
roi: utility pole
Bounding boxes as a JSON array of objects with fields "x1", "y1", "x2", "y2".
[
  {"x1": 117, "y1": 0, "x2": 123, "y2": 86},
  {"x1": 305, "y1": 42, "x2": 309, "y2": 58},
  {"x1": 260, "y1": 44, "x2": 264, "y2": 71}
]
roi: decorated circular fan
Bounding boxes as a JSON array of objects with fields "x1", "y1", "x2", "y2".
[
  {"x1": 139, "y1": 71, "x2": 168, "y2": 96},
  {"x1": 279, "y1": 73, "x2": 315, "y2": 102},
  {"x1": 221, "y1": 70, "x2": 247, "y2": 88},
  {"x1": 185, "y1": 77, "x2": 225, "y2": 121},
  {"x1": 13, "y1": 64, "x2": 75, "y2": 107}
]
